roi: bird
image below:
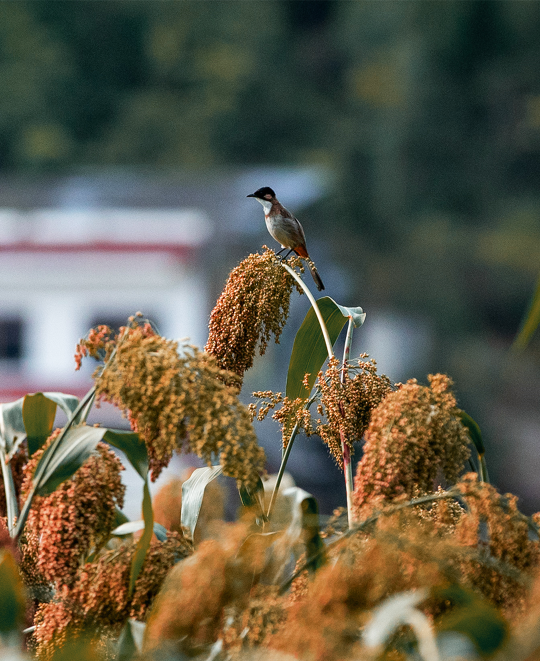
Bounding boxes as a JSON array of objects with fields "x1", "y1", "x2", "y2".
[{"x1": 247, "y1": 186, "x2": 325, "y2": 291}]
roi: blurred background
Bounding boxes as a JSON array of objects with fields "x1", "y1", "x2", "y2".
[{"x1": 1, "y1": 0, "x2": 540, "y2": 516}]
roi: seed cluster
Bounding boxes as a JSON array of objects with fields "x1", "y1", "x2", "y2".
[
  {"x1": 316, "y1": 356, "x2": 393, "y2": 465},
  {"x1": 33, "y1": 534, "x2": 190, "y2": 660},
  {"x1": 251, "y1": 356, "x2": 392, "y2": 464},
  {"x1": 223, "y1": 586, "x2": 286, "y2": 653},
  {"x1": 205, "y1": 248, "x2": 303, "y2": 385},
  {"x1": 455, "y1": 473, "x2": 540, "y2": 614},
  {"x1": 144, "y1": 523, "x2": 254, "y2": 657},
  {"x1": 22, "y1": 436, "x2": 125, "y2": 588},
  {"x1": 78, "y1": 321, "x2": 266, "y2": 489},
  {"x1": 354, "y1": 374, "x2": 470, "y2": 515}
]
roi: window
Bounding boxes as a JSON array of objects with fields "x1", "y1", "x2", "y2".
[{"x1": 0, "y1": 318, "x2": 23, "y2": 360}]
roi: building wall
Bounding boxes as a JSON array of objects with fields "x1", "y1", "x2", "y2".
[{"x1": 0, "y1": 208, "x2": 212, "y2": 398}]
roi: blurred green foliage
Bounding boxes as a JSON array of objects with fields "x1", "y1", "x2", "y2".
[
  {"x1": 0, "y1": 550, "x2": 25, "y2": 636},
  {"x1": 1, "y1": 0, "x2": 540, "y2": 367}
]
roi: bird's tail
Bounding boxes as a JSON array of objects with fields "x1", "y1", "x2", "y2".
[{"x1": 308, "y1": 263, "x2": 325, "y2": 291}]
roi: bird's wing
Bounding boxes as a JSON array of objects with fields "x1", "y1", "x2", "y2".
[{"x1": 290, "y1": 213, "x2": 306, "y2": 244}]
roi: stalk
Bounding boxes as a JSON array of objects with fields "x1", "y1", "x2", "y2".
[
  {"x1": 0, "y1": 448, "x2": 18, "y2": 535},
  {"x1": 266, "y1": 261, "x2": 333, "y2": 521},
  {"x1": 267, "y1": 394, "x2": 317, "y2": 521},
  {"x1": 280, "y1": 262, "x2": 333, "y2": 361},
  {"x1": 340, "y1": 318, "x2": 355, "y2": 528},
  {"x1": 479, "y1": 453, "x2": 490, "y2": 483},
  {"x1": 280, "y1": 261, "x2": 357, "y2": 526}
]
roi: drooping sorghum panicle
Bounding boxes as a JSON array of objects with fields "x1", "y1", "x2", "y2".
[
  {"x1": 33, "y1": 534, "x2": 190, "y2": 661},
  {"x1": 32, "y1": 601, "x2": 82, "y2": 661},
  {"x1": 222, "y1": 586, "x2": 287, "y2": 654},
  {"x1": 267, "y1": 560, "x2": 362, "y2": 661},
  {"x1": 316, "y1": 356, "x2": 393, "y2": 466},
  {"x1": 250, "y1": 391, "x2": 315, "y2": 450},
  {"x1": 179, "y1": 348, "x2": 266, "y2": 489},
  {"x1": 22, "y1": 436, "x2": 125, "y2": 588},
  {"x1": 353, "y1": 374, "x2": 470, "y2": 517},
  {"x1": 268, "y1": 511, "x2": 464, "y2": 661},
  {"x1": 455, "y1": 473, "x2": 540, "y2": 615},
  {"x1": 88, "y1": 322, "x2": 265, "y2": 487},
  {"x1": 267, "y1": 539, "x2": 433, "y2": 661},
  {"x1": 251, "y1": 357, "x2": 392, "y2": 461},
  {"x1": 74, "y1": 323, "x2": 117, "y2": 371},
  {"x1": 143, "y1": 523, "x2": 256, "y2": 657},
  {"x1": 205, "y1": 248, "x2": 303, "y2": 385},
  {"x1": 413, "y1": 486, "x2": 465, "y2": 535}
]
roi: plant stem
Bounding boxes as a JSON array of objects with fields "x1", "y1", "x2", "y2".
[
  {"x1": 341, "y1": 440, "x2": 354, "y2": 527},
  {"x1": 267, "y1": 262, "x2": 334, "y2": 522},
  {"x1": 279, "y1": 261, "x2": 359, "y2": 525},
  {"x1": 0, "y1": 448, "x2": 18, "y2": 535},
  {"x1": 266, "y1": 421, "x2": 300, "y2": 521},
  {"x1": 340, "y1": 318, "x2": 355, "y2": 528},
  {"x1": 280, "y1": 261, "x2": 333, "y2": 361},
  {"x1": 267, "y1": 394, "x2": 317, "y2": 521},
  {"x1": 479, "y1": 453, "x2": 490, "y2": 483}
]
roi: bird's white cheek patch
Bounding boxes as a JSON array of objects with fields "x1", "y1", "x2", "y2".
[{"x1": 257, "y1": 199, "x2": 273, "y2": 214}]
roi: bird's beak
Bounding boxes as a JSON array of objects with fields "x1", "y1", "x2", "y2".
[{"x1": 246, "y1": 193, "x2": 255, "y2": 198}]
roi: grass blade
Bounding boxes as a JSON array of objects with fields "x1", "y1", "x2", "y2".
[
  {"x1": 22, "y1": 393, "x2": 57, "y2": 456},
  {"x1": 104, "y1": 430, "x2": 148, "y2": 479},
  {"x1": 0, "y1": 398, "x2": 27, "y2": 454},
  {"x1": 129, "y1": 479, "x2": 153, "y2": 595},
  {"x1": 282, "y1": 486, "x2": 326, "y2": 573},
  {"x1": 286, "y1": 296, "x2": 365, "y2": 402},
  {"x1": 181, "y1": 466, "x2": 223, "y2": 541},
  {"x1": 512, "y1": 269, "x2": 540, "y2": 351},
  {"x1": 37, "y1": 426, "x2": 107, "y2": 495},
  {"x1": 42, "y1": 392, "x2": 80, "y2": 418},
  {"x1": 0, "y1": 448, "x2": 19, "y2": 535}
]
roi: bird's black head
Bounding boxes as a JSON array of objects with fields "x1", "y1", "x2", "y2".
[{"x1": 247, "y1": 186, "x2": 276, "y2": 200}]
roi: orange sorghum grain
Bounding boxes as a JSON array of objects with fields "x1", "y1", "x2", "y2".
[
  {"x1": 33, "y1": 533, "x2": 191, "y2": 660},
  {"x1": 316, "y1": 356, "x2": 393, "y2": 466},
  {"x1": 79, "y1": 321, "x2": 266, "y2": 488},
  {"x1": 205, "y1": 248, "x2": 303, "y2": 386},
  {"x1": 353, "y1": 374, "x2": 470, "y2": 517},
  {"x1": 22, "y1": 435, "x2": 125, "y2": 588},
  {"x1": 455, "y1": 473, "x2": 540, "y2": 615},
  {"x1": 144, "y1": 523, "x2": 254, "y2": 657}
]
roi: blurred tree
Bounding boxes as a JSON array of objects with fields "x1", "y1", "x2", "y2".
[{"x1": 1, "y1": 0, "x2": 540, "y2": 349}]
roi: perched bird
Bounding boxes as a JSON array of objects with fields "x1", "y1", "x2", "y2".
[{"x1": 247, "y1": 186, "x2": 325, "y2": 291}]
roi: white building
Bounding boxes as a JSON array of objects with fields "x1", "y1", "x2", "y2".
[
  {"x1": 0, "y1": 167, "x2": 332, "y2": 403},
  {"x1": 0, "y1": 207, "x2": 212, "y2": 400}
]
